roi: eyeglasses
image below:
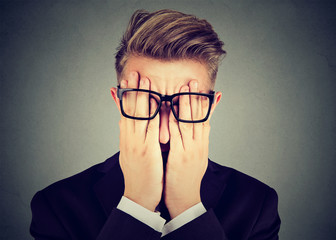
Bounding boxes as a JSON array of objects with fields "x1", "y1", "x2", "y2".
[{"x1": 117, "y1": 87, "x2": 215, "y2": 123}]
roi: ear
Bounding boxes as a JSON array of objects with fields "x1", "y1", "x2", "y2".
[
  {"x1": 208, "y1": 91, "x2": 222, "y2": 120},
  {"x1": 110, "y1": 87, "x2": 121, "y2": 113}
]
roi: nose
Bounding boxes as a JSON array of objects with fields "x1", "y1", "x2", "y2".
[{"x1": 159, "y1": 105, "x2": 170, "y2": 144}]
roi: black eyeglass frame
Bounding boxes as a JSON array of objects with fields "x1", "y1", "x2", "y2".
[{"x1": 117, "y1": 87, "x2": 215, "y2": 123}]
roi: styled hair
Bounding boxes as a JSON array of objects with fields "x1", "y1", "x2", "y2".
[{"x1": 115, "y1": 9, "x2": 226, "y2": 85}]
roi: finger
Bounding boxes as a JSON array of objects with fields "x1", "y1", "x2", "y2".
[
  {"x1": 119, "y1": 119, "x2": 126, "y2": 152},
  {"x1": 201, "y1": 90, "x2": 211, "y2": 141},
  {"x1": 135, "y1": 77, "x2": 150, "y2": 118},
  {"x1": 169, "y1": 105, "x2": 183, "y2": 149},
  {"x1": 119, "y1": 79, "x2": 134, "y2": 136},
  {"x1": 134, "y1": 77, "x2": 150, "y2": 138},
  {"x1": 125, "y1": 71, "x2": 139, "y2": 117},
  {"x1": 146, "y1": 98, "x2": 160, "y2": 143},
  {"x1": 189, "y1": 80, "x2": 201, "y2": 121},
  {"x1": 119, "y1": 79, "x2": 128, "y2": 118},
  {"x1": 124, "y1": 72, "x2": 139, "y2": 132},
  {"x1": 201, "y1": 90, "x2": 211, "y2": 124},
  {"x1": 202, "y1": 119, "x2": 211, "y2": 149},
  {"x1": 178, "y1": 85, "x2": 193, "y2": 146},
  {"x1": 119, "y1": 80, "x2": 133, "y2": 153},
  {"x1": 189, "y1": 80, "x2": 202, "y2": 140},
  {"x1": 178, "y1": 86, "x2": 192, "y2": 121},
  {"x1": 119, "y1": 118, "x2": 124, "y2": 142}
]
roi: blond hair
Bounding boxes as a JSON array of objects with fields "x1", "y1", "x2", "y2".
[{"x1": 115, "y1": 9, "x2": 226, "y2": 85}]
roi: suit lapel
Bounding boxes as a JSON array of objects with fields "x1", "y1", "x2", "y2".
[
  {"x1": 93, "y1": 152, "x2": 124, "y2": 216},
  {"x1": 201, "y1": 160, "x2": 231, "y2": 211}
]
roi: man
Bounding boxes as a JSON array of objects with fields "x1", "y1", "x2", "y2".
[{"x1": 30, "y1": 9, "x2": 281, "y2": 240}]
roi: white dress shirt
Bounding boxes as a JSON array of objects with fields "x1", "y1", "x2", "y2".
[{"x1": 117, "y1": 196, "x2": 206, "y2": 236}]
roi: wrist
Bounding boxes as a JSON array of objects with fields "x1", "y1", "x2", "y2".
[
  {"x1": 123, "y1": 193, "x2": 158, "y2": 212},
  {"x1": 166, "y1": 196, "x2": 201, "y2": 219}
]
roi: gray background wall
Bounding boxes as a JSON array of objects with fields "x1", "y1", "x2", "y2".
[{"x1": 1, "y1": 0, "x2": 335, "y2": 239}]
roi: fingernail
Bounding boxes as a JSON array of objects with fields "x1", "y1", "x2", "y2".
[{"x1": 193, "y1": 81, "x2": 198, "y2": 88}]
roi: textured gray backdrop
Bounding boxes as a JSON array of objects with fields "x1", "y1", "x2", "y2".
[{"x1": 1, "y1": 0, "x2": 336, "y2": 239}]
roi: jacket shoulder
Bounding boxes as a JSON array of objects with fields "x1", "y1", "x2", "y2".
[
  {"x1": 207, "y1": 160, "x2": 280, "y2": 239},
  {"x1": 33, "y1": 153, "x2": 120, "y2": 203},
  {"x1": 208, "y1": 160, "x2": 277, "y2": 196}
]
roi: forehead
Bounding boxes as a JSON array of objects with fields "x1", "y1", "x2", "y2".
[{"x1": 123, "y1": 55, "x2": 211, "y2": 94}]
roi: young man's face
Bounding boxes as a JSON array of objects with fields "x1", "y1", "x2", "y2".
[{"x1": 111, "y1": 55, "x2": 221, "y2": 152}]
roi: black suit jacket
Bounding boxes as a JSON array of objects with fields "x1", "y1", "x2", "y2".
[{"x1": 30, "y1": 152, "x2": 280, "y2": 240}]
